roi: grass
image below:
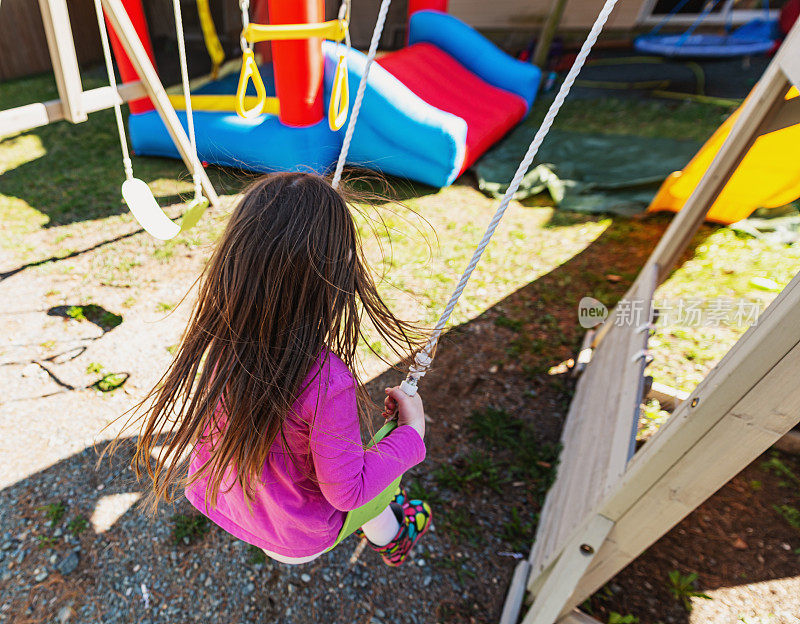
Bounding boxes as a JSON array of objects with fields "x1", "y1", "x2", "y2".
[
  {"x1": 430, "y1": 407, "x2": 560, "y2": 548},
  {"x1": 67, "y1": 515, "x2": 89, "y2": 536},
  {"x1": 666, "y1": 570, "x2": 712, "y2": 612},
  {"x1": 434, "y1": 408, "x2": 560, "y2": 501},
  {"x1": 93, "y1": 372, "x2": 128, "y2": 393},
  {"x1": 434, "y1": 452, "x2": 508, "y2": 494},
  {"x1": 171, "y1": 513, "x2": 210, "y2": 545},
  {"x1": 773, "y1": 505, "x2": 800, "y2": 531},
  {"x1": 64, "y1": 304, "x2": 123, "y2": 331},
  {"x1": 526, "y1": 96, "x2": 737, "y2": 143},
  {"x1": 247, "y1": 544, "x2": 268, "y2": 565},
  {"x1": 466, "y1": 406, "x2": 525, "y2": 449},
  {"x1": 4, "y1": 71, "x2": 788, "y2": 394},
  {"x1": 4, "y1": 70, "x2": 799, "y2": 566},
  {"x1": 648, "y1": 228, "x2": 800, "y2": 394},
  {"x1": 86, "y1": 362, "x2": 104, "y2": 375},
  {"x1": 440, "y1": 508, "x2": 482, "y2": 545},
  {"x1": 38, "y1": 501, "x2": 66, "y2": 525},
  {"x1": 761, "y1": 453, "x2": 800, "y2": 487},
  {"x1": 499, "y1": 508, "x2": 534, "y2": 551},
  {"x1": 607, "y1": 613, "x2": 639, "y2": 624},
  {"x1": 436, "y1": 556, "x2": 478, "y2": 586},
  {"x1": 36, "y1": 535, "x2": 58, "y2": 549}
]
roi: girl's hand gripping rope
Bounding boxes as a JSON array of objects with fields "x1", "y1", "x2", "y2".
[{"x1": 382, "y1": 386, "x2": 426, "y2": 440}]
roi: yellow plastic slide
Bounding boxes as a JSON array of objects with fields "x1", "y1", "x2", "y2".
[{"x1": 647, "y1": 87, "x2": 800, "y2": 224}]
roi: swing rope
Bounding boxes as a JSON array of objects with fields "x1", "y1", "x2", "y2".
[
  {"x1": 172, "y1": 0, "x2": 204, "y2": 204},
  {"x1": 330, "y1": 0, "x2": 392, "y2": 189},
  {"x1": 93, "y1": 0, "x2": 135, "y2": 183},
  {"x1": 398, "y1": 0, "x2": 621, "y2": 396}
]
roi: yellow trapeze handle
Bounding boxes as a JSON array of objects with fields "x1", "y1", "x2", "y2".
[
  {"x1": 236, "y1": 49, "x2": 269, "y2": 119},
  {"x1": 328, "y1": 54, "x2": 349, "y2": 131},
  {"x1": 244, "y1": 19, "x2": 347, "y2": 43},
  {"x1": 196, "y1": 0, "x2": 224, "y2": 79},
  {"x1": 168, "y1": 93, "x2": 279, "y2": 115}
]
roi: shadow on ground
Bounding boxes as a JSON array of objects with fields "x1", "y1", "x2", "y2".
[{"x1": 1, "y1": 216, "x2": 746, "y2": 624}]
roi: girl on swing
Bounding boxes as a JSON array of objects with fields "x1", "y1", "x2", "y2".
[{"x1": 130, "y1": 172, "x2": 432, "y2": 566}]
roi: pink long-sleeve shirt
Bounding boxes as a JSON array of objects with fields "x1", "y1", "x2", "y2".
[{"x1": 184, "y1": 351, "x2": 426, "y2": 557}]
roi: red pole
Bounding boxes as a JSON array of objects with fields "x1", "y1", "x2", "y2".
[
  {"x1": 105, "y1": 0, "x2": 157, "y2": 114},
  {"x1": 252, "y1": 0, "x2": 273, "y2": 64},
  {"x1": 269, "y1": 0, "x2": 325, "y2": 127},
  {"x1": 408, "y1": 0, "x2": 448, "y2": 20}
]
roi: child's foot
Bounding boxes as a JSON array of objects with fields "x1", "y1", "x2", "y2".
[{"x1": 367, "y1": 499, "x2": 432, "y2": 567}]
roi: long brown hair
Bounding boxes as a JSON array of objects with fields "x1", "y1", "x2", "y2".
[{"x1": 129, "y1": 172, "x2": 420, "y2": 509}]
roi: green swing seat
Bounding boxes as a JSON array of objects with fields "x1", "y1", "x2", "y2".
[{"x1": 325, "y1": 420, "x2": 402, "y2": 551}]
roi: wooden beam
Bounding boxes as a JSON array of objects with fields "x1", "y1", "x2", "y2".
[
  {"x1": 0, "y1": 82, "x2": 146, "y2": 137},
  {"x1": 99, "y1": 0, "x2": 219, "y2": 208},
  {"x1": 499, "y1": 561, "x2": 531, "y2": 624},
  {"x1": 561, "y1": 270, "x2": 800, "y2": 615},
  {"x1": 558, "y1": 610, "x2": 604, "y2": 624},
  {"x1": 756, "y1": 96, "x2": 800, "y2": 136},
  {"x1": 528, "y1": 264, "x2": 657, "y2": 582},
  {"x1": 533, "y1": 0, "x2": 569, "y2": 68},
  {"x1": 522, "y1": 514, "x2": 613, "y2": 624},
  {"x1": 38, "y1": 0, "x2": 87, "y2": 124},
  {"x1": 779, "y1": 38, "x2": 800, "y2": 89}
]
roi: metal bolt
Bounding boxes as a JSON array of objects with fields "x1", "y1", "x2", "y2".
[
  {"x1": 579, "y1": 544, "x2": 594, "y2": 555},
  {"x1": 691, "y1": 397, "x2": 699, "y2": 407}
]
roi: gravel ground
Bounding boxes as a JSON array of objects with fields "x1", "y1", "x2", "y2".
[{"x1": 0, "y1": 214, "x2": 561, "y2": 624}]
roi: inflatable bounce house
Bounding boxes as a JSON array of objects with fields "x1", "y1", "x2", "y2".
[{"x1": 115, "y1": 0, "x2": 541, "y2": 188}]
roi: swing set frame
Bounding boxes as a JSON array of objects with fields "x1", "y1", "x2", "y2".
[{"x1": 0, "y1": 0, "x2": 219, "y2": 208}]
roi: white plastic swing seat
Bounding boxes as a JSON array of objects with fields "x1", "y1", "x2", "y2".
[{"x1": 122, "y1": 178, "x2": 180, "y2": 240}]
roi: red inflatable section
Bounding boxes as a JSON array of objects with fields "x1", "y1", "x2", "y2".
[
  {"x1": 378, "y1": 43, "x2": 528, "y2": 173},
  {"x1": 269, "y1": 0, "x2": 325, "y2": 127},
  {"x1": 106, "y1": 0, "x2": 156, "y2": 114}
]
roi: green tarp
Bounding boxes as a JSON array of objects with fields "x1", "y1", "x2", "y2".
[{"x1": 473, "y1": 127, "x2": 702, "y2": 216}]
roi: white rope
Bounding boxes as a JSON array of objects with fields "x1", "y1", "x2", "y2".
[
  {"x1": 172, "y1": 0, "x2": 203, "y2": 201},
  {"x1": 330, "y1": 0, "x2": 392, "y2": 189},
  {"x1": 399, "y1": 0, "x2": 620, "y2": 396},
  {"x1": 93, "y1": 0, "x2": 134, "y2": 181}
]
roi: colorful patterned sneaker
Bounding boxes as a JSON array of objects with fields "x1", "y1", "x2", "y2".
[{"x1": 368, "y1": 499, "x2": 433, "y2": 567}]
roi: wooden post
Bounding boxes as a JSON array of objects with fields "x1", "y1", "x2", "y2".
[
  {"x1": 533, "y1": 0, "x2": 569, "y2": 68},
  {"x1": 99, "y1": 0, "x2": 220, "y2": 207},
  {"x1": 38, "y1": 0, "x2": 87, "y2": 124},
  {"x1": 522, "y1": 515, "x2": 613, "y2": 624},
  {"x1": 499, "y1": 561, "x2": 531, "y2": 624}
]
